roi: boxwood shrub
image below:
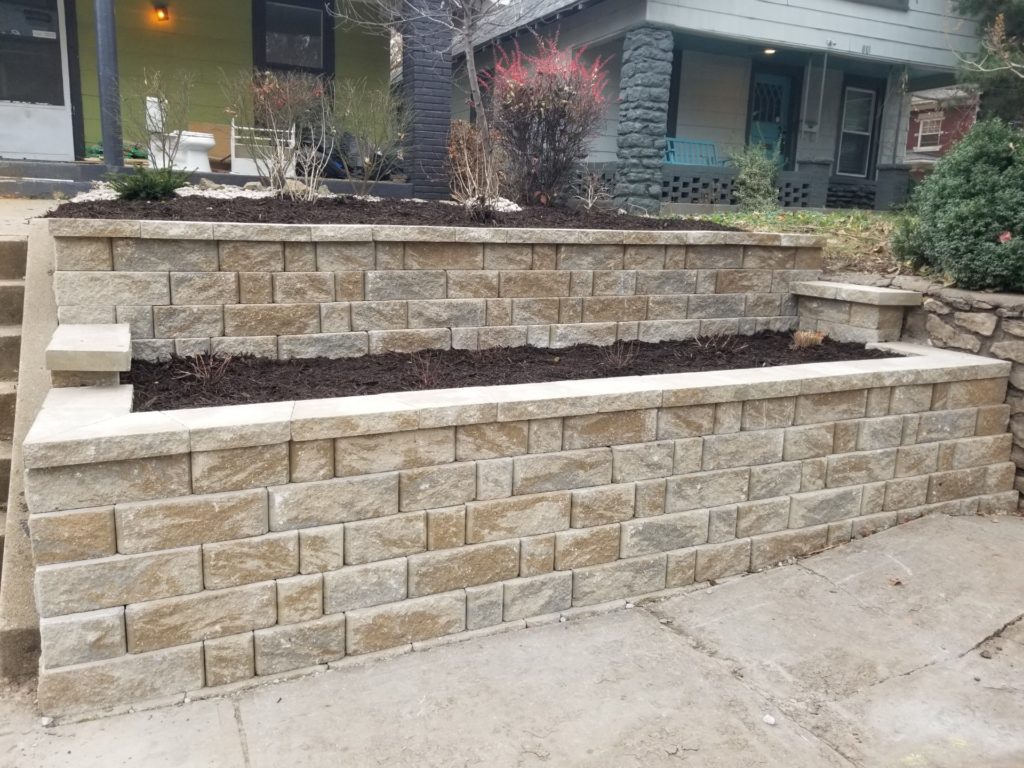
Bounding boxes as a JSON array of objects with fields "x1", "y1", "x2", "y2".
[{"x1": 893, "y1": 119, "x2": 1024, "y2": 291}]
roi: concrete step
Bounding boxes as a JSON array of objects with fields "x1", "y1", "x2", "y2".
[
  {"x1": 0, "y1": 280, "x2": 24, "y2": 326},
  {"x1": 0, "y1": 382, "x2": 14, "y2": 442},
  {"x1": 0, "y1": 441, "x2": 10, "y2": 510},
  {"x1": 0, "y1": 326, "x2": 21, "y2": 380},
  {"x1": 0, "y1": 240, "x2": 27, "y2": 280}
]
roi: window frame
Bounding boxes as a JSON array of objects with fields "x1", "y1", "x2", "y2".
[
  {"x1": 844, "y1": 0, "x2": 909, "y2": 10},
  {"x1": 252, "y1": 0, "x2": 335, "y2": 77},
  {"x1": 835, "y1": 85, "x2": 880, "y2": 179},
  {"x1": 915, "y1": 114, "x2": 944, "y2": 151}
]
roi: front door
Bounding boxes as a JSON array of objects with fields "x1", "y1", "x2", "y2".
[
  {"x1": 748, "y1": 71, "x2": 794, "y2": 168},
  {"x1": 0, "y1": 0, "x2": 74, "y2": 160}
]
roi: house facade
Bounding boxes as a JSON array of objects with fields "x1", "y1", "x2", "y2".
[
  {"x1": 904, "y1": 86, "x2": 979, "y2": 176},
  {"x1": 467, "y1": 0, "x2": 980, "y2": 211}
]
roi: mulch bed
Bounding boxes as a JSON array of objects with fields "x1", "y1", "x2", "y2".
[
  {"x1": 49, "y1": 196, "x2": 739, "y2": 231},
  {"x1": 126, "y1": 332, "x2": 898, "y2": 412}
]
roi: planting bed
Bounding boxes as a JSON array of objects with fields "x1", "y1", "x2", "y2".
[
  {"x1": 47, "y1": 197, "x2": 739, "y2": 231},
  {"x1": 127, "y1": 333, "x2": 898, "y2": 411}
]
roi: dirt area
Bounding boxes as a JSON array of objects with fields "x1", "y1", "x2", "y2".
[
  {"x1": 49, "y1": 196, "x2": 739, "y2": 231},
  {"x1": 126, "y1": 332, "x2": 897, "y2": 411}
]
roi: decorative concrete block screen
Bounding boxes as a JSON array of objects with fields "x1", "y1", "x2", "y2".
[
  {"x1": 23, "y1": 345, "x2": 1016, "y2": 714},
  {"x1": 47, "y1": 219, "x2": 825, "y2": 361}
]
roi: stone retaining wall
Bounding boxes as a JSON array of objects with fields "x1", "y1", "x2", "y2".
[
  {"x1": 23, "y1": 345, "x2": 1016, "y2": 715},
  {"x1": 48, "y1": 219, "x2": 823, "y2": 361}
]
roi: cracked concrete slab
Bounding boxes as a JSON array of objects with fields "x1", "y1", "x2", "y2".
[{"x1": 0, "y1": 514, "x2": 1019, "y2": 767}]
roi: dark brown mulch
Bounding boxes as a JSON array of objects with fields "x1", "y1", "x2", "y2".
[
  {"x1": 48, "y1": 196, "x2": 739, "y2": 231},
  {"x1": 126, "y1": 332, "x2": 899, "y2": 412}
]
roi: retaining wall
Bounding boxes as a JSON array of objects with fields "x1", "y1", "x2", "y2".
[
  {"x1": 47, "y1": 219, "x2": 824, "y2": 361},
  {"x1": 23, "y1": 344, "x2": 1016, "y2": 715}
]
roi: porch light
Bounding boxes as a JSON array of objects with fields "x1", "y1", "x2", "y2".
[
  {"x1": 154, "y1": 4, "x2": 169, "y2": 21},
  {"x1": 763, "y1": 48, "x2": 776, "y2": 55}
]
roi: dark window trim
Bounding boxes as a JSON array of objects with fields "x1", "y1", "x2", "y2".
[
  {"x1": 833, "y1": 74, "x2": 886, "y2": 179},
  {"x1": 64, "y1": 0, "x2": 85, "y2": 159},
  {"x1": 845, "y1": 0, "x2": 909, "y2": 10},
  {"x1": 252, "y1": 0, "x2": 335, "y2": 77},
  {"x1": 744, "y1": 60, "x2": 804, "y2": 172}
]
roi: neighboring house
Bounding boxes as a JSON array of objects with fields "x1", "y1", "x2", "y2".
[
  {"x1": 904, "y1": 86, "x2": 979, "y2": 175},
  {"x1": 0, "y1": 0, "x2": 389, "y2": 163},
  {"x1": 464, "y1": 0, "x2": 981, "y2": 210}
]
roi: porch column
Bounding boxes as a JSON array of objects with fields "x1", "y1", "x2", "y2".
[
  {"x1": 401, "y1": 0, "x2": 451, "y2": 199},
  {"x1": 613, "y1": 27, "x2": 674, "y2": 213},
  {"x1": 94, "y1": 0, "x2": 123, "y2": 168}
]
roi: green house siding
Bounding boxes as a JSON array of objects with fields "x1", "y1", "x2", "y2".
[{"x1": 75, "y1": 0, "x2": 389, "y2": 147}]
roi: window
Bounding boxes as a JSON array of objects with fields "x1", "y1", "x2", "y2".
[
  {"x1": 836, "y1": 87, "x2": 877, "y2": 177},
  {"x1": 916, "y1": 115, "x2": 943, "y2": 150},
  {"x1": 845, "y1": 0, "x2": 909, "y2": 10},
  {"x1": 0, "y1": 0, "x2": 64, "y2": 105},
  {"x1": 253, "y1": 0, "x2": 333, "y2": 76}
]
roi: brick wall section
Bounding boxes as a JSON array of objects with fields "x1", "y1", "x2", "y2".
[
  {"x1": 401, "y1": 0, "x2": 451, "y2": 200},
  {"x1": 23, "y1": 349, "x2": 1015, "y2": 714},
  {"x1": 48, "y1": 219, "x2": 824, "y2": 362}
]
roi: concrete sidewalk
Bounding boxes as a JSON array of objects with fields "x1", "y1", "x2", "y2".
[{"x1": 1, "y1": 514, "x2": 1021, "y2": 768}]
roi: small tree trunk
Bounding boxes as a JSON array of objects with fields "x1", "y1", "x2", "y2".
[{"x1": 461, "y1": 20, "x2": 489, "y2": 154}]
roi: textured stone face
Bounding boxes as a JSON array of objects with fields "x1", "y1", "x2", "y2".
[
  {"x1": 40, "y1": 607, "x2": 126, "y2": 668},
  {"x1": 30, "y1": 507, "x2": 116, "y2": 565},
  {"x1": 346, "y1": 591, "x2": 466, "y2": 654},
  {"x1": 408, "y1": 540, "x2": 519, "y2": 596},
  {"x1": 344, "y1": 512, "x2": 427, "y2": 565},
  {"x1": 503, "y1": 572, "x2": 572, "y2": 620},
  {"x1": 269, "y1": 473, "x2": 399, "y2": 530},
  {"x1": 335, "y1": 428, "x2": 454, "y2": 476},
  {"x1": 572, "y1": 554, "x2": 667, "y2": 605},
  {"x1": 620, "y1": 509, "x2": 710, "y2": 558},
  {"x1": 204, "y1": 633, "x2": 255, "y2": 687},
  {"x1": 324, "y1": 558, "x2": 407, "y2": 614},
  {"x1": 202, "y1": 532, "x2": 298, "y2": 589},
  {"x1": 254, "y1": 614, "x2": 347, "y2": 675},
  {"x1": 466, "y1": 492, "x2": 570, "y2": 543}
]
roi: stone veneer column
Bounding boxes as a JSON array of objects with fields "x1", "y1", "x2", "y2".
[
  {"x1": 401, "y1": 0, "x2": 452, "y2": 199},
  {"x1": 613, "y1": 27, "x2": 674, "y2": 214}
]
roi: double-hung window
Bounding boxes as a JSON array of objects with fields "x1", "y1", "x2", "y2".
[
  {"x1": 836, "y1": 87, "x2": 877, "y2": 177},
  {"x1": 916, "y1": 115, "x2": 943, "y2": 150}
]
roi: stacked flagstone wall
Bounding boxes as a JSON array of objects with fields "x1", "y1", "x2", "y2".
[
  {"x1": 24, "y1": 346, "x2": 1015, "y2": 715},
  {"x1": 47, "y1": 219, "x2": 824, "y2": 361}
]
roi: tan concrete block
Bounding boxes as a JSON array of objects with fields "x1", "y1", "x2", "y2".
[
  {"x1": 115, "y1": 488, "x2": 268, "y2": 555},
  {"x1": 255, "y1": 614, "x2": 346, "y2": 675},
  {"x1": 426, "y1": 506, "x2": 466, "y2": 550},
  {"x1": 54, "y1": 271, "x2": 170, "y2": 307},
  {"x1": 569, "y1": 483, "x2": 635, "y2": 527},
  {"x1": 30, "y1": 507, "x2": 116, "y2": 565},
  {"x1": 405, "y1": 242, "x2": 483, "y2": 269},
  {"x1": 592, "y1": 270, "x2": 636, "y2": 296},
  {"x1": 211, "y1": 335, "x2": 277, "y2": 357},
  {"x1": 40, "y1": 607, "x2": 125, "y2": 669},
  {"x1": 55, "y1": 237, "x2": 112, "y2": 270},
  {"x1": 624, "y1": 245, "x2": 666, "y2": 269},
  {"x1": 611, "y1": 441, "x2": 675, "y2": 482},
  {"x1": 528, "y1": 418, "x2": 563, "y2": 453},
  {"x1": 532, "y1": 244, "x2": 557, "y2": 270},
  {"x1": 125, "y1": 581, "x2": 276, "y2": 653},
  {"x1": 345, "y1": 512, "x2": 426, "y2": 565},
  {"x1": 572, "y1": 553, "x2": 666, "y2": 606},
  {"x1": 927, "y1": 466, "x2": 992, "y2": 503},
  {"x1": 477, "y1": 457, "x2": 513, "y2": 500},
  {"x1": 735, "y1": 497, "x2": 789, "y2": 537},
  {"x1": 272, "y1": 272, "x2": 334, "y2": 303},
  {"x1": 57, "y1": 305, "x2": 116, "y2": 324},
  {"x1": 38, "y1": 643, "x2": 204, "y2": 717},
  {"x1": 658, "y1": 405, "x2": 715, "y2": 438},
  {"x1": 687, "y1": 294, "x2": 745, "y2": 319},
  {"x1": 714, "y1": 402, "x2": 743, "y2": 434},
  {"x1": 976, "y1": 404, "x2": 1010, "y2": 436},
  {"x1": 346, "y1": 591, "x2": 466, "y2": 654},
  {"x1": 883, "y1": 476, "x2": 929, "y2": 512},
  {"x1": 826, "y1": 449, "x2": 897, "y2": 487},
  {"x1": 801, "y1": 457, "x2": 827, "y2": 491},
  {"x1": 702, "y1": 429, "x2": 784, "y2": 470},
  {"x1": 503, "y1": 571, "x2": 572, "y2": 621},
  {"x1": 204, "y1": 632, "x2": 254, "y2": 687},
  {"x1": 581, "y1": 296, "x2": 647, "y2": 322},
  {"x1": 368, "y1": 328, "x2": 451, "y2": 354},
  {"x1": 192, "y1": 443, "x2": 289, "y2": 495},
  {"x1": 219, "y1": 241, "x2": 284, "y2": 271},
  {"x1": 335, "y1": 428, "x2": 453, "y2": 477},
  {"x1": 238, "y1": 272, "x2": 273, "y2": 303},
  {"x1": 499, "y1": 270, "x2": 570, "y2": 297},
  {"x1": 270, "y1": 472, "x2": 399, "y2": 531},
  {"x1": 750, "y1": 525, "x2": 829, "y2": 570},
  {"x1": 170, "y1": 272, "x2": 238, "y2": 304},
  {"x1": 447, "y1": 271, "x2": 500, "y2": 299},
  {"x1": 646, "y1": 296, "x2": 689, "y2": 321},
  {"x1": 203, "y1": 531, "x2": 298, "y2": 589},
  {"x1": 277, "y1": 573, "x2": 323, "y2": 624},
  {"x1": 283, "y1": 241, "x2": 316, "y2": 271},
  {"x1": 851, "y1": 511, "x2": 899, "y2": 539},
  {"x1": 457, "y1": 421, "x2": 529, "y2": 460},
  {"x1": 633, "y1": 269, "x2": 695, "y2": 295},
  {"x1": 890, "y1": 384, "x2": 933, "y2": 414},
  {"x1": 509, "y1": 297, "x2": 558, "y2": 325},
  {"x1": 334, "y1": 271, "x2": 365, "y2": 301},
  {"x1": 513, "y1": 448, "x2": 611, "y2": 495},
  {"x1": 484, "y1": 244, "x2": 532, "y2": 270},
  {"x1": 749, "y1": 462, "x2": 802, "y2": 499},
  {"x1": 716, "y1": 269, "x2": 772, "y2": 294},
  {"x1": 741, "y1": 398, "x2": 796, "y2": 431},
  {"x1": 461, "y1": 583, "x2": 500, "y2": 630},
  {"x1": 789, "y1": 486, "x2": 863, "y2": 527},
  {"x1": 374, "y1": 241, "x2": 404, "y2": 270},
  {"x1": 408, "y1": 298, "x2": 486, "y2": 328},
  {"x1": 557, "y1": 244, "x2": 623, "y2": 270},
  {"x1": 485, "y1": 298, "x2": 512, "y2": 326},
  {"x1": 350, "y1": 300, "x2": 406, "y2": 330},
  {"x1": 112, "y1": 238, "x2": 217, "y2": 271},
  {"x1": 26, "y1": 454, "x2": 191, "y2": 514},
  {"x1": 783, "y1": 424, "x2": 835, "y2": 460},
  {"x1": 316, "y1": 241, "x2": 375, "y2": 270},
  {"x1": 408, "y1": 540, "x2": 519, "y2": 596},
  {"x1": 467, "y1": 491, "x2": 570, "y2": 543},
  {"x1": 708, "y1": 504, "x2": 737, "y2": 542},
  {"x1": 857, "y1": 416, "x2": 904, "y2": 450},
  {"x1": 319, "y1": 302, "x2": 352, "y2": 333},
  {"x1": 554, "y1": 524, "x2": 619, "y2": 570},
  {"x1": 695, "y1": 539, "x2": 751, "y2": 582},
  {"x1": 399, "y1": 463, "x2": 476, "y2": 512},
  {"x1": 223, "y1": 303, "x2": 319, "y2": 336},
  {"x1": 931, "y1": 378, "x2": 1007, "y2": 410},
  {"x1": 666, "y1": 548, "x2": 697, "y2": 588},
  {"x1": 895, "y1": 443, "x2": 939, "y2": 477},
  {"x1": 175, "y1": 337, "x2": 210, "y2": 356},
  {"x1": 916, "y1": 409, "x2": 979, "y2": 443},
  {"x1": 937, "y1": 434, "x2": 1012, "y2": 470},
  {"x1": 131, "y1": 338, "x2": 175, "y2": 362},
  {"x1": 520, "y1": 534, "x2": 555, "y2": 576},
  {"x1": 365, "y1": 270, "x2": 445, "y2": 300},
  {"x1": 833, "y1": 421, "x2": 859, "y2": 453},
  {"x1": 620, "y1": 509, "x2": 708, "y2": 558},
  {"x1": 667, "y1": 468, "x2": 749, "y2": 512},
  {"x1": 35, "y1": 547, "x2": 200, "y2": 619},
  {"x1": 153, "y1": 304, "x2": 225, "y2": 338},
  {"x1": 795, "y1": 390, "x2": 867, "y2": 424},
  {"x1": 298, "y1": 524, "x2": 345, "y2": 574},
  {"x1": 635, "y1": 479, "x2": 667, "y2": 517},
  {"x1": 742, "y1": 246, "x2": 795, "y2": 269},
  {"x1": 563, "y1": 410, "x2": 656, "y2": 450},
  {"x1": 323, "y1": 557, "x2": 406, "y2": 614},
  {"x1": 291, "y1": 440, "x2": 334, "y2": 483}
]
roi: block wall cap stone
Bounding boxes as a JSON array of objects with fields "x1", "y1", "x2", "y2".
[
  {"x1": 167, "y1": 402, "x2": 295, "y2": 451},
  {"x1": 791, "y1": 281, "x2": 922, "y2": 306},
  {"x1": 45, "y1": 324, "x2": 132, "y2": 372}
]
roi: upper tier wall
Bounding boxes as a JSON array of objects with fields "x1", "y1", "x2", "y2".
[{"x1": 47, "y1": 220, "x2": 824, "y2": 361}]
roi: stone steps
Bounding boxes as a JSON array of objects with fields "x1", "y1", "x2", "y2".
[
  {"x1": 0, "y1": 239, "x2": 27, "y2": 534},
  {"x1": 0, "y1": 240, "x2": 27, "y2": 280},
  {"x1": 0, "y1": 326, "x2": 21, "y2": 381},
  {"x1": 0, "y1": 280, "x2": 25, "y2": 327},
  {"x1": 0, "y1": 382, "x2": 15, "y2": 442}
]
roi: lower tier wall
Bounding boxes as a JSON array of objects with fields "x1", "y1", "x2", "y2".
[{"x1": 22, "y1": 347, "x2": 1016, "y2": 715}]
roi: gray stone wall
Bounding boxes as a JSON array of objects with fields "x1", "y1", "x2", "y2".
[{"x1": 614, "y1": 27, "x2": 674, "y2": 214}]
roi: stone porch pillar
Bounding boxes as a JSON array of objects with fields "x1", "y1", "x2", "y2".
[
  {"x1": 613, "y1": 27, "x2": 674, "y2": 214},
  {"x1": 401, "y1": 0, "x2": 451, "y2": 199}
]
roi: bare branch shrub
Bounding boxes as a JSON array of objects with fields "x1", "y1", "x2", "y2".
[
  {"x1": 792, "y1": 330, "x2": 826, "y2": 348},
  {"x1": 122, "y1": 69, "x2": 197, "y2": 169},
  {"x1": 447, "y1": 119, "x2": 505, "y2": 206},
  {"x1": 572, "y1": 168, "x2": 612, "y2": 211},
  {"x1": 335, "y1": 78, "x2": 410, "y2": 196}
]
